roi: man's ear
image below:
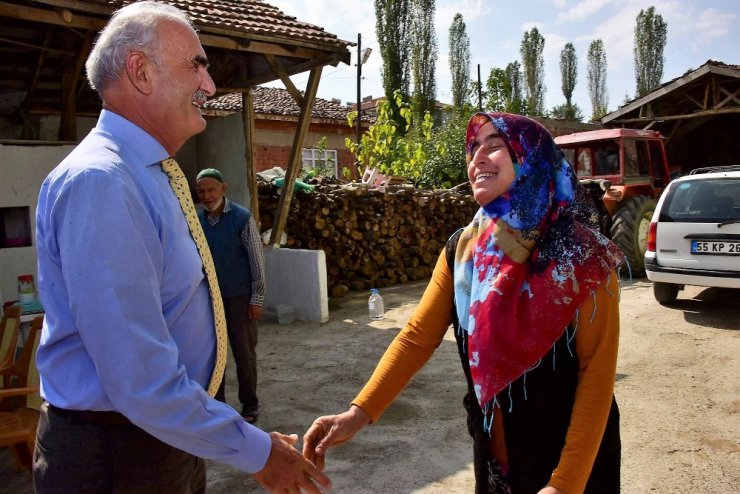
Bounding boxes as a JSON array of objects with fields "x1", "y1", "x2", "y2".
[
  {"x1": 222, "y1": 182, "x2": 229, "y2": 195},
  {"x1": 125, "y1": 52, "x2": 154, "y2": 95}
]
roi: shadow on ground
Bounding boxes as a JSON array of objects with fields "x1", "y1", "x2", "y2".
[{"x1": 0, "y1": 281, "x2": 475, "y2": 493}]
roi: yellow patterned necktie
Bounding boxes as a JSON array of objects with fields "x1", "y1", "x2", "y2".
[{"x1": 160, "y1": 158, "x2": 227, "y2": 397}]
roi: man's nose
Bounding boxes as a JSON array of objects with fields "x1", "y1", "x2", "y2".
[{"x1": 200, "y1": 68, "x2": 216, "y2": 97}]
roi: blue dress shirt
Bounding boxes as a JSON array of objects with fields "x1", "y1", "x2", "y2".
[{"x1": 35, "y1": 110, "x2": 271, "y2": 473}]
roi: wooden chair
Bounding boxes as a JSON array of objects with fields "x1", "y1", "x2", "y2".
[
  {"x1": 0, "y1": 305, "x2": 21, "y2": 371},
  {"x1": 0, "y1": 315, "x2": 43, "y2": 471}
]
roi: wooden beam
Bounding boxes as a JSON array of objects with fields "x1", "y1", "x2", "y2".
[
  {"x1": 715, "y1": 86, "x2": 740, "y2": 109},
  {"x1": 242, "y1": 90, "x2": 260, "y2": 226},
  {"x1": 28, "y1": 0, "x2": 112, "y2": 16},
  {"x1": 269, "y1": 65, "x2": 323, "y2": 247},
  {"x1": 610, "y1": 106, "x2": 740, "y2": 125},
  {"x1": 0, "y1": 35, "x2": 75, "y2": 56},
  {"x1": 58, "y1": 29, "x2": 90, "y2": 140},
  {"x1": 230, "y1": 53, "x2": 345, "y2": 89},
  {"x1": 264, "y1": 54, "x2": 303, "y2": 106},
  {"x1": 0, "y1": 1, "x2": 106, "y2": 30},
  {"x1": 22, "y1": 28, "x2": 52, "y2": 112}
]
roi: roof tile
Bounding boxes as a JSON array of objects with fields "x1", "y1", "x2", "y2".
[{"x1": 204, "y1": 86, "x2": 374, "y2": 123}]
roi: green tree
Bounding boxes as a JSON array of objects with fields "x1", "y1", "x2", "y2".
[
  {"x1": 550, "y1": 102, "x2": 584, "y2": 121},
  {"x1": 484, "y1": 67, "x2": 508, "y2": 112},
  {"x1": 560, "y1": 42, "x2": 577, "y2": 106},
  {"x1": 634, "y1": 6, "x2": 667, "y2": 98},
  {"x1": 587, "y1": 39, "x2": 608, "y2": 121},
  {"x1": 520, "y1": 27, "x2": 546, "y2": 116},
  {"x1": 410, "y1": 0, "x2": 437, "y2": 126},
  {"x1": 345, "y1": 91, "x2": 436, "y2": 181},
  {"x1": 375, "y1": 0, "x2": 412, "y2": 127},
  {"x1": 420, "y1": 104, "x2": 475, "y2": 188},
  {"x1": 448, "y1": 13, "x2": 471, "y2": 110},
  {"x1": 505, "y1": 61, "x2": 528, "y2": 114},
  {"x1": 552, "y1": 42, "x2": 579, "y2": 120}
]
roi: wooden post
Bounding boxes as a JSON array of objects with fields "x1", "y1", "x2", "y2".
[
  {"x1": 59, "y1": 31, "x2": 91, "y2": 141},
  {"x1": 269, "y1": 65, "x2": 323, "y2": 247},
  {"x1": 242, "y1": 90, "x2": 259, "y2": 224}
]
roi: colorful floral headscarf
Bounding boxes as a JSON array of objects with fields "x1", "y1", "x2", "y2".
[{"x1": 453, "y1": 113, "x2": 624, "y2": 412}]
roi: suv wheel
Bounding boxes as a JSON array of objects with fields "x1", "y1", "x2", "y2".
[
  {"x1": 653, "y1": 281, "x2": 680, "y2": 305},
  {"x1": 611, "y1": 195, "x2": 656, "y2": 277}
]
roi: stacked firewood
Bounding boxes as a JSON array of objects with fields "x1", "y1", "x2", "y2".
[{"x1": 258, "y1": 181, "x2": 478, "y2": 297}]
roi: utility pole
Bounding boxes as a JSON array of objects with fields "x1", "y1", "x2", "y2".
[
  {"x1": 356, "y1": 33, "x2": 362, "y2": 148},
  {"x1": 477, "y1": 64, "x2": 482, "y2": 111}
]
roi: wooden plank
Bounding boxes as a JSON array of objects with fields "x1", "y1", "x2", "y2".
[
  {"x1": 269, "y1": 65, "x2": 323, "y2": 247},
  {"x1": 28, "y1": 0, "x2": 112, "y2": 16},
  {"x1": 0, "y1": 1, "x2": 106, "y2": 30},
  {"x1": 242, "y1": 90, "x2": 260, "y2": 226},
  {"x1": 264, "y1": 54, "x2": 303, "y2": 106}
]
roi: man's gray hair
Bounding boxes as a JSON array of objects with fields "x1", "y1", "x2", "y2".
[{"x1": 85, "y1": 1, "x2": 194, "y2": 94}]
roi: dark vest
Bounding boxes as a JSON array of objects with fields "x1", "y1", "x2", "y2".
[
  {"x1": 445, "y1": 230, "x2": 620, "y2": 494},
  {"x1": 199, "y1": 201, "x2": 253, "y2": 298}
]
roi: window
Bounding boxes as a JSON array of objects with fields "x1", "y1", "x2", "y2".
[
  {"x1": 302, "y1": 148, "x2": 338, "y2": 177},
  {"x1": 0, "y1": 206, "x2": 32, "y2": 248}
]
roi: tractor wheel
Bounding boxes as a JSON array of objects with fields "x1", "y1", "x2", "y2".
[
  {"x1": 653, "y1": 282, "x2": 680, "y2": 305},
  {"x1": 610, "y1": 195, "x2": 656, "y2": 277}
]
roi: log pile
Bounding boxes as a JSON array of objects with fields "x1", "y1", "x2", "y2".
[{"x1": 258, "y1": 181, "x2": 478, "y2": 297}]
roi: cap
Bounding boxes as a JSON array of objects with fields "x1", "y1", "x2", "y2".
[{"x1": 196, "y1": 168, "x2": 224, "y2": 182}]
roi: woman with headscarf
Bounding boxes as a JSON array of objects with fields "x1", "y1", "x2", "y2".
[{"x1": 303, "y1": 113, "x2": 624, "y2": 494}]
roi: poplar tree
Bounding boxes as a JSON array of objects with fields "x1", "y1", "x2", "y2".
[
  {"x1": 410, "y1": 0, "x2": 437, "y2": 125},
  {"x1": 505, "y1": 61, "x2": 527, "y2": 114},
  {"x1": 520, "y1": 27, "x2": 546, "y2": 116},
  {"x1": 587, "y1": 39, "x2": 608, "y2": 121},
  {"x1": 448, "y1": 13, "x2": 471, "y2": 110},
  {"x1": 375, "y1": 0, "x2": 411, "y2": 127},
  {"x1": 560, "y1": 42, "x2": 577, "y2": 107},
  {"x1": 634, "y1": 6, "x2": 667, "y2": 98}
]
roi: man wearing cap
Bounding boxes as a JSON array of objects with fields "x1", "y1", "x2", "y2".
[{"x1": 196, "y1": 168, "x2": 265, "y2": 424}]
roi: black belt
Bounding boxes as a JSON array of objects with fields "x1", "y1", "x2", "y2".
[{"x1": 47, "y1": 403, "x2": 133, "y2": 426}]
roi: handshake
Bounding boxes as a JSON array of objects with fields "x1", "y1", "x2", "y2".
[{"x1": 252, "y1": 405, "x2": 370, "y2": 493}]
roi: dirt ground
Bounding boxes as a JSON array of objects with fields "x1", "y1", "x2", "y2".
[{"x1": 1, "y1": 279, "x2": 738, "y2": 493}]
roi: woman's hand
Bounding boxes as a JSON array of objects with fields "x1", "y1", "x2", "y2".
[{"x1": 302, "y1": 405, "x2": 371, "y2": 470}]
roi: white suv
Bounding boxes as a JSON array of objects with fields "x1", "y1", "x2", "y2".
[{"x1": 644, "y1": 165, "x2": 740, "y2": 304}]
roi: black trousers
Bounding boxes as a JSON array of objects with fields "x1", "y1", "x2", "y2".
[
  {"x1": 33, "y1": 402, "x2": 205, "y2": 494},
  {"x1": 216, "y1": 293, "x2": 259, "y2": 413}
]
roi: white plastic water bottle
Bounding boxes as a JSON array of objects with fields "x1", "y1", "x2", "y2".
[{"x1": 368, "y1": 288, "x2": 384, "y2": 320}]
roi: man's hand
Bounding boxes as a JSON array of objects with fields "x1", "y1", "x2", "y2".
[
  {"x1": 302, "y1": 405, "x2": 371, "y2": 471},
  {"x1": 248, "y1": 304, "x2": 263, "y2": 321},
  {"x1": 252, "y1": 432, "x2": 331, "y2": 494}
]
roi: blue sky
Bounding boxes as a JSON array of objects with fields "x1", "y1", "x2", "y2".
[{"x1": 265, "y1": 0, "x2": 738, "y2": 118}]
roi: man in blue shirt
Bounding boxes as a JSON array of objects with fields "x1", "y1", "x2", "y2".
[
  {"x1": 33, "y1": 2, "x2": 330, "y2": 493},
  {"x1": 196, "y1": 168, "x2": 265, "y2": 424}
]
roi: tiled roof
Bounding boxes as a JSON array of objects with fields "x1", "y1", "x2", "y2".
[
  {"x1": 109, "y1": 0, "x2": 350, "y2": 51},
  {"x1": 204, "y1": 87, "x2": 375, "y2": 122}
]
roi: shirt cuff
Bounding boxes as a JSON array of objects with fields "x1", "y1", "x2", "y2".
[{"x1": 228, "y1": 424, "x2": 272, "y2": 473}]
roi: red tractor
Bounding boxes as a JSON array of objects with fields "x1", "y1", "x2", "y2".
[{"x1": 555, "y1": 128, "x2": 673, "y2": 276}]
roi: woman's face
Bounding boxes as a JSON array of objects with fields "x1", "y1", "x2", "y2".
[{"x1": 467, "y1": 122, "x2": 516, "y2": 206}]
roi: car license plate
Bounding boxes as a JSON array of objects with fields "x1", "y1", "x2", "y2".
[{"x1": 691, "y1": 240, "x2": 740, "y2": 255}]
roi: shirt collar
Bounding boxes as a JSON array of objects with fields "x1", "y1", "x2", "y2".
[{"x1": 96, "y1": 109, "x2": 170, "y2": 167}]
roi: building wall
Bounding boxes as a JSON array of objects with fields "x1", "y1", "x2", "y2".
[
  {"x1": 0, "y1": 142, "x2": 76, "y2": 303},
  {"x1": 199, "y1": 114, "x2": 360, "y2": 182}
]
